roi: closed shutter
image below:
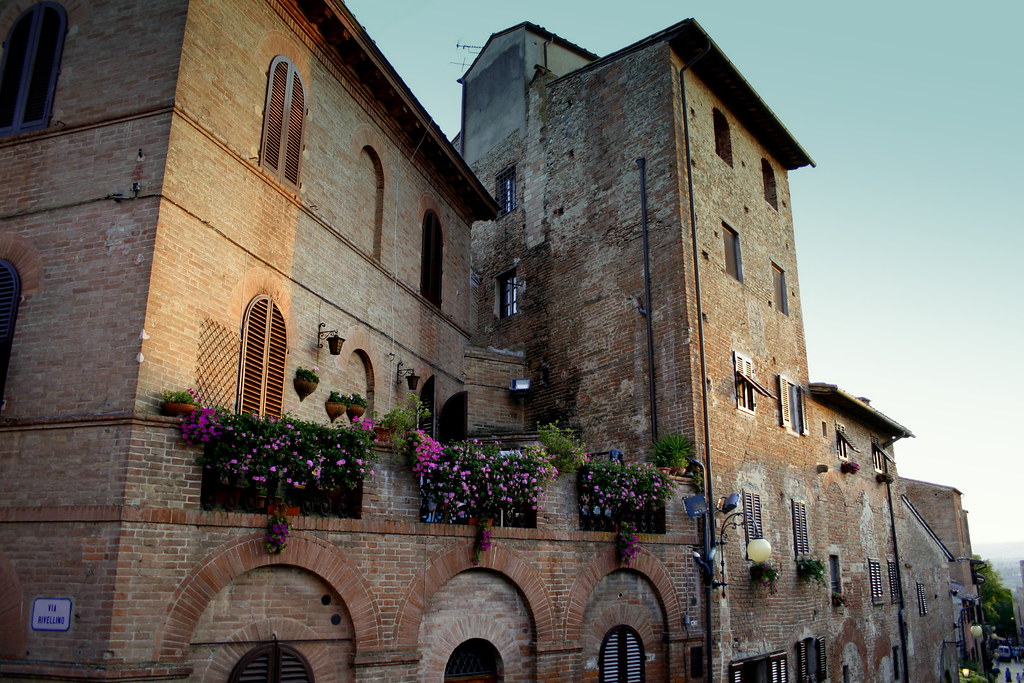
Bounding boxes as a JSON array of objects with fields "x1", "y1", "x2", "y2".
[
  {"x1": 728, "y1": 662, "x2": 745, "y2": 683},
  {"x1": 261, "y1": 57, "x2": 305, "y2": 188},
  {"x1": 815, "y1": 637, "x2": 827, "y2": 682},
  {"x1": 792, "y1": 500, "x2": 809, "y2": 555},
  {"x1": 238, "y1": 296, "x2": 287, "y2": 416},
  {"x1": 743, "y1": 492, "x2": 763, "y2": 541},
  {"x1": 0, "y1": 3, "x2": 66, "y2": 136},
  {"x1": 600, "y1": 625, "x2": 645, "y2": 682},
  {"x1": 779, "y1": 376, "x2": 792, "y2": 429},
  {"x1": 0, "y1": 260, "x2": 21, "y2": 399},
  {"x1": 888, "y1": 559, "x2": 900, "y2": 602},
  {"x1": 868, "y1": 559, "x2": 883, "y2": 602},
  {"x1": 229, "y1": 643, "x2": 313, "y2": 683},
  {"x1": 796, "y1": 640, "x2": 808, "y2": 682}
]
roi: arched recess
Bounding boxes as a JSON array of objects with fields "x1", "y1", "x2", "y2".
[
  {"x1": 438, "y1": 391, "x2": 467, "y2": 443},
  {"x1": 445, "y1": 638, "x2": 500, "y2": 681},
  {"x1": 418, "y1": 375, "x2": 435, "y2": 437},
  {"x1": 344, "y1": 348, "x2": 374, "y2": 411},
  {"x1": 155, "y1": 532, "x2": 380, "y2": 660},
  {"x1": 562, "y1": 546, "x2": 682, "y2": 644},
  {"x1": 0, "y1": 552, "x2": 25, "y2": 657},
  {"x1": 392, "y1": 540, "x2": 555, "y2": 651},
  {"x1": 229, "y1": 642, "x2": 315, "y2": 683}
]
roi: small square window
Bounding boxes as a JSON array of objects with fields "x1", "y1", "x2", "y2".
[
  {"x1": 872, "y1": 444, "x2": 887, "y2": 473},
  {"x1": 772, "y1": 263, "x2": 789, "y2": 315},
  {"x1": 498, "y1": 270, "x2": 519, "y2": 318},
  {"x1": 496, "y1": 166, "x2": 517, "y2": 216},
  {"x1": 762, "y1": 158, "x2": 778, "y2": 209},
  {"x1": 723, "y1": 224, "x2": 742, "y2": 281}
]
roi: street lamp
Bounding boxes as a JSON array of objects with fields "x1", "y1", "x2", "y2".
[
  {"x1": 691, "y1": 494, "x2": 773, "y2": 589},
  {"x1": 971, "y1": 624, "x2": 983, "y2": 638}
]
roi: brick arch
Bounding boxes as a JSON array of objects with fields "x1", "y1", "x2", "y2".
[
  {"x1": 418, "y1": 194, "x2": 443, "y2": 227},
  {"x1": 349, "y1": 126, "x2": 389, "y2": 179},
  {"x1": 0, "y1": 551, "x2": 26, "y2": 657},
  {"x1": 226, "y1": 267, "x2": 293, "y2": 329},
  {"x1": 392, "y1": 539, "x2": 556, "y2": 649},
  {"x1": 0, "y1": 233, "x2": 44, "y2": 295},
  {"x1": 154, "y1": 531, "x2": 379, "y2": 660},
  {"x1": 255, "y1": 32, "x2": 312, "y2": 92},
  {"x1": 833, "y1": 616, "x2": 867, "y2": 679},
  {"x1": 419, "y1": 605, "x2": 527, "y2": 681},
  {"x1": 562, "y1": 545, "x2": 682, "y2": 643}
]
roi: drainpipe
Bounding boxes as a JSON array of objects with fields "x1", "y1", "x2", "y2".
[
  {"x1": 678, "y1": 41, "x2": 713, "y2": 682},
  {"x1": 883, "y1": 434, "x2": 912, "y2": 680},
  {"x1": 637, "y1": 158, "x2": 658, "y2": 440}
]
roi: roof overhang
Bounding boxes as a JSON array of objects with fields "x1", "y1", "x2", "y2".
[
  {"x1": 290, "y1": 0, "x2": 498, "y2": 221},
  {"x1": 808, "y1": 383, "x2": 914, "y2": 439}
]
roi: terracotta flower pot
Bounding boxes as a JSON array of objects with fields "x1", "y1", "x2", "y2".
[
  {"x1": 294, "y1": 378, "x2": 318, "y2": 401},
  {"x1": 161, "y1": 402, "x2": 197, "y2": 417},
  {"x1": 325, "y1": 401, "x2": 347, "y2": 422}
]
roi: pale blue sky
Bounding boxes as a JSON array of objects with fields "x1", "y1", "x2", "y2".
[{"x1": 344, "y1": 0, "x2": 1023, "y2": 545}]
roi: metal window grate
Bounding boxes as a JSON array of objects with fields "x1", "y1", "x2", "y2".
[{"x1": 496, "y1": 165, "x2": 516, "y2": 215}]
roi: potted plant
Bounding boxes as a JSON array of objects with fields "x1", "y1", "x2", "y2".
[
  {"x1": 831, "y1": 591, "x2": 849, "y2": 608},
  {"x1": 161, "y1": 389, "x2": 198, "y2": 417},
  {"x1": 294, "y1": 366, "x2": 320, "y2": 400},
  {"x1": 537, "y1": 422, "x2": 587, "y2": 473},
  {"x1": 876, "y1": 472, "x2": 894, "y2": 484},
  {"x1": 375, "y1": 393, "x2": 429, "y2": 451},
  {"x1": 325, "y1": 391, "x2": 347, "y2": 422},
  {"x1": 750, "y1": 561, "x2": 780, "y2": 594},
  {"x1": 344, "y1": 393, "x2": 367, "y2": 420},
  {"x1": 652, "y1": 433, "x2": 693, "y2": 474},
  {"x1": 795, "y1": 557, "x2": 827, "y2": 588},
  {"x1": 839, "y1": 460, "x2": 860, "y2": 474}
]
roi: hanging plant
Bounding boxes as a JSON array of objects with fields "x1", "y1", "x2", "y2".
[
  {"x1": 265, "y1": 510, "x2": 291, "y2": 554},
  {"x1": 839, "y1": 461, "x2": 860, "y2": 474},
  {"x1": 472, "y1": 518, "x2": 493, "y2": 565},
  {"x1": 795, "y1": 557, "x2": 827, "y2": 588},
  {"x1": 616, "y1": 521, "x2": 640, "y2": 567},
  {"x1": 750, "y1": 561, "x2": 780, "y2": 594},
  {"x1": 876, "y1": 472, "x2": 894, "y2": 484}
]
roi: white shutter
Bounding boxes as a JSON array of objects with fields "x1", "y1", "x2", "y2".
[{"x1": 779, "y1": 375, "x2": 792, "y2": 429}]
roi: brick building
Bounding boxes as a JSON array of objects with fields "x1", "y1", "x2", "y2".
[
  {"x1": 0, "y1": 2, "x2": 967, "y2": 682},
  {"x1": 462, "y1": 20, "x2": 961, "y2": 682}
]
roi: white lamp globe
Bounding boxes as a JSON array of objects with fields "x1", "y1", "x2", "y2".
[
  {"x1": 970, "y1": 624, "x2": 983, "y2": 638},
  {"x1": 747, "y1": 537, "x2": 772, "y2": 563}
]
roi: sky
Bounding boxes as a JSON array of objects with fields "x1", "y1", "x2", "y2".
[{"x1": 343, "y1": 0, "x2": 1024, "y2": 548}]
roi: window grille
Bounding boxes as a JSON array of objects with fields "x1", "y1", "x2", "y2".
[{"x1": 496, "y1": 165, "x2": 516, "y2": 215}]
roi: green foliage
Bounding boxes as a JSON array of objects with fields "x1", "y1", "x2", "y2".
[
  {"x1": 537, "y1": 422, "x2": 587, "y2": 473},
  {"x1": 977, "y1": 556, "x2": 1016, "y2": 638},
  {"x1": 161, "y1": 390, "x2": 197, "y2": 406},
  {"x1": 750, "y1": 562, "x2": 780, "y2": 594},
  {"x1": 343, "y1": 393, "x2": 368, "y2": 407},
  {"x1": 651, "y1": 433, "x2": 693, "y2": 469},
  {"x1": 377, "y1": 393, "x2": 430, "y2": 453},
  {"x1": 795, "y1": 557, "x2": 827, "y2": 588},
  {"x1": 577, "y1": 460, "x2": 673, "y2": 517},
  {"x1": 295, "y1": 366, "x2": 320, "y2": 382},
  {"x1": 689, "y1": 466, "x2": 704, "y2": 493},
  {"x1": 327, "y1": 391, "x2": 345, "y2": 403}
]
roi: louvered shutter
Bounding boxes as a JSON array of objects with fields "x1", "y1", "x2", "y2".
[
  {"x1": 238, "y1": 296, "x2": 287, "y2": 416},
  {"x1": 868, "y1": 559, "x2": 883, "y2": 602},
  {"x1": 600, "y1": 626, "x2": 644, "y2": 682},
  {"x1": 262, "y1": 59, "x2": 289, "y2": 174},
  {"x1": 769, "y1": 652, "x2": 788, "y2": 683},
  {"x1": 888, "y1": 559, "x2": 900, "y2": 602},
  {"x1": 229, "y1": 643, "x2": 313, "y2": 683},
  {"x1": 282, "y1": 69, "x2": 304, "y2": 186},
  {"x1": 0, "y1": 260, "x2": 21, "y2": 399},
  {"x1": 815, "y1": 637, "x2": 827, "y2": 682},
  {"x1": 743, "y1": 492, "x2": 763, "y2": 540},
  {"x1": 0, "y1": 3, "x2": 65, "y2": 136},
  {"x1": 792, "y1": 500, "x2": 809, "y2": 556},
  {"x1": 779, "y1": 376, "x2": 792, "y2": 429},
  {"x1": 734, "y1": 351, "x2": 753, "y2": 379},
  {"x1": 796, "y1": 640, "x2": 808, "y2": 682},
  {"x1": 729, "y1": 662, "x2": 745, "y2": 683}
]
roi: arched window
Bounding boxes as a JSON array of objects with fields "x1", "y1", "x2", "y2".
[
  {"x1": 260, "y1": 56, "x2": 306, "y2": 188},
  {"x1": 600, "y1": 625, "x2": 645, "y2": 683},
  {"x1": 0, "y1": 2, "x2": 67, "y2": 137},
  {"x1": 238, "y1": 295, "x2": 287, "y2": 416},
  {"x1": 228, "y1": 642, "x2": 314, "y2": 683},
  {"x1": 418, "y1": 375, "x2": 435, "y2": 437},
  {"x1": 761, "y1": 158, "x2": 778, "y2": 209},
  {"x1": 0, "y1": 259, "x2": 21, "y2": 402},
  {"x1": 420, "y1": 210, "x2": 443, "y2": 306},
  {"x1": 713, "y1": 108, "x2": 732, "y2": 166},
  {"x1": 444, "y1": 638, "x2": 499, "y2": 682}
]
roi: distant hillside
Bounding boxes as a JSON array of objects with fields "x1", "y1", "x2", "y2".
[{"x1": 973, "y1": 541, "x2": 1024, "y2": 589}]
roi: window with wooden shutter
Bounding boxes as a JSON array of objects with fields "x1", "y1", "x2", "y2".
[
  {"x1": 888, "y1": 559, "x2": 900, "y2": 603},
  {"x1": 238, "y1": 295, "x2": 287, "y2": 416},
  {"x1": 835, "y1": 424, "x2": 859, "y2": 460},
  {"x1": 772, "y1": 263, "x2": 788, "y2": 315},
  {"x1": 916, "y1": 582, "x2": 928, "y2": 615},
  {"x1": 600, "y1": 625, "x2": 645, "y2": 682},
  {"x1": 768, "y1": 652, "x2": 789, "y2": 683},
  {"x1": 420, "y1": 211, "x2": 443, "y2": 306},
  {"x1": 0, "y1": 259, "x2": 21, "y2": 401},
  {"x1": 0, "y1": 2, "x2": 66, "y2": 138},
  {"x1": 743, "y1": 491, "x2": 763, "y2": 544},
  {"x1": 796, "y1": 637, "x2": 826, "y2": 683},
  {"x1": 815, "y1": 637, "x2": 827, "y2": 682},
  {"x1": 260, "y1": 56, "x2": 305, "y2": 189},
  {"x1": 779, "y1": 376, "x2": 807, "y2": 435},
  {"x1": 227, "y1": 642, "x2": 314, "y2": 683},
  {"x1": 872, "y1": 444, "x2": 887, "y2": 473},
  {"x1": 791, "y1": 500, "x2": 809, "y2": 556},
  {"x1": 868, "y1": 559, "x2": 884, "y2": 604},
  {"x1": 734, "y1": 351, "x2": 774, "y2": 413},
  {"x1": 723, "y1": 223, "x2": 743, "y2": 281}
]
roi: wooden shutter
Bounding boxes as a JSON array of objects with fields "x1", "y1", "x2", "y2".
[
  {"x1": 238, "y1": 296, "x2": 287, "y2": 416},
  {"x1": 888, "y1": 559, "x2": 900, "y2": 602},
  {"x1": 0, "y1": 259, "x2": 21, "y2": 399},
  {"x1": 229, "y1": 642, "x2": 313, "y2": 683},
  {"x1": 815, "y1": 637, "x2": 827, "y2": 682},
  {"x1": 261, "y1": 59, "x2": 289, "y2": 174},
  {"x1": 868, "y1": 559, "x2": 883, "y2": 602},
  {"x1": 282, "y1": 68, "x2": 304, "y2": 186},
  {"x1": 743, "y1": 492, "x2": 763, "y2": 541},
  {"x1": 769, "y1": 652, "x2": 788, "y2": 683},
  {"x1": 795, "y1": 640, "x2": 808, "y2": 682},
  {"x1": 600, "y1": 625, "x2": 644, "y2": 682},
  {"x1": 779, "y1": 376, "x2": 792, "y2": 429},
  {"x1": 0, "y1": 3, "x2": 66, "y2": 136},
  {"x1": 728, "y1": 662, "x2": 745, "y2": 683},
  {"x1": 792, "y1": 500, "x2": 809, "y2": 556}
]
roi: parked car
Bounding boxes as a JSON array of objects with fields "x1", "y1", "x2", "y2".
[{"x1": 996, "y1": 645, "x2": 1012, "y2": 661}]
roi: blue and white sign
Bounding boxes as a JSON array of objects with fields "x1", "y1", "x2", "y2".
[{"x1": 31, "y1": 598, "x2": 72, "y2": 631}]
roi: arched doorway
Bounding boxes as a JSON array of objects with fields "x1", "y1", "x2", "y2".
[
  {"x1": 600, "y1": 625, "x2": 645, "y2": 682},
  {"x1": 438, "y1": 391, "x2": 467, "y2": 443},
  {"x1": 444, "y1": 638, "x2": 500, "y2": 682},
  {"x1": 228, "y1": 641, "x2": 314, "y2": 683}
]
